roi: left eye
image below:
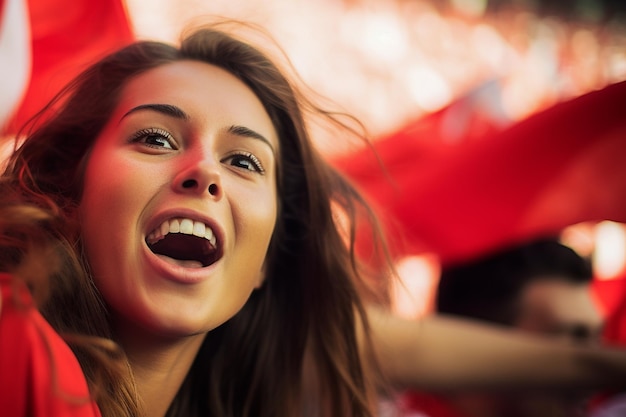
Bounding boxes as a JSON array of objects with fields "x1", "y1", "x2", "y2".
[
  {"x1": 130, "y1": 128, "x2": 176, "y2": 150},
  {"x1": 223, "y1": 152, "x2": 265, "y2": 174}
]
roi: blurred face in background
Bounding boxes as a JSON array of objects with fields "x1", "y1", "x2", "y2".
[
  {"x1": 453, "y1": 276, "x2": 603, "y2": 417},
  {"x1": 515, "y1": 276, "x2": 604, "y2": 343}
]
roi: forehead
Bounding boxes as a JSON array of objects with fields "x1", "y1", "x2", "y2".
[{"x1": 112, "y1": 60, "x2": 279, "y2": 148}]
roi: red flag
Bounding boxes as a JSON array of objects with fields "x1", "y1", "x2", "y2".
[
  {"x1": 1, "y1": 0, "x2": 134, "y2": 135},
  {"x1": 336, "y1": 80, "x2": 626, "y2": 265}
]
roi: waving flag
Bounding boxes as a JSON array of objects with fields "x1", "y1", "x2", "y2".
[
  {"x1": 335, "y1": 80, "x2": 626, "y2": 265},
  {"x1": 0, "y1": 0, "x2": 134, "y2": 135}
]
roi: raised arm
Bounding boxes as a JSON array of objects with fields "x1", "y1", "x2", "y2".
[{"x1": 367, "y1": 306, "x2": 626, "y2": 391}]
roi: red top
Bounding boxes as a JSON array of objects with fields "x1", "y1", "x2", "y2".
[
  {"x1": 0, "y1": 273, "x2": 101, "y2": 416},
  {"x1": 399, "y1": 391, "x2": 468, "y2": 417}
]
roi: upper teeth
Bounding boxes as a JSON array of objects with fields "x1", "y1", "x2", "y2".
[{"x1": 147, "y1": 218, "x2": 216, "y2": 247}]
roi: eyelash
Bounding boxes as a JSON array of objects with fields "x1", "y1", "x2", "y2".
[
  {"x1": 129, "y1": 128, "x2": 176, "y2": 149},
  {"x1": 224, "y1": 152, "x2": 265, "y2": 174}
]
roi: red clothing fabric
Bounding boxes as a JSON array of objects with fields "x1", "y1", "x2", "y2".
[
  {"x1": 0, "y1": 274, "x2": 101, "y2": 416},
  {"x1": 400, "y1": 391, "x2": 468, "y2": 417}
]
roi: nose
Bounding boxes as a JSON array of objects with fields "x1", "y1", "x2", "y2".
[{"x1": 173, "y1": 159, "x2": 222, "y2": 199}]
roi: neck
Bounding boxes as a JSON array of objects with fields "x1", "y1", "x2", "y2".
[{"x1": 120, "y1": 330, "x2": 206, "y2": 417}]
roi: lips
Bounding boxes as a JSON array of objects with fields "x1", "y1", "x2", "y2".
[{"x1": 146, "y1": 217, "x2": 221, "y2": 268}]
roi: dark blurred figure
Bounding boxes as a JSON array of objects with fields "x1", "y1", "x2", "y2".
[
  {"x1": 437, "y1": 238, "x2": 602, "y2": 344},
  {"x1": 404, "y1": 237, "x2": 604, "y2": 417}
]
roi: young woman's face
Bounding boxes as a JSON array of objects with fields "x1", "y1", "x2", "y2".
[{"x1": 79, "y1": 61, "x2": 279, "y2": 341}]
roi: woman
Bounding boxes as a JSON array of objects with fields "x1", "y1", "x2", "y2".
[{"x1": 0, "y1": 26, "x2": 384, "y2": 417}]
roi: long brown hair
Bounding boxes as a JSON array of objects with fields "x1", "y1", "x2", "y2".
[{"x1": 2, "y1": 25, "x2": 389, "y2": 417}]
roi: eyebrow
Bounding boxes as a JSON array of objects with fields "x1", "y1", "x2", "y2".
[
  {"x1": 227, "y1": 125, "x2": 276, "y2": 155},
  {"x1": 120, "y1": 103, "x2": 276, "y2": 154},
  {"x1": 121, "y1": 103, "x2": 189, "y2": 121}
]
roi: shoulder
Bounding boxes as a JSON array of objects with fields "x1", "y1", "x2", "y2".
[{"x1": 0, "y1": 273, "x2": 102, "y2": 417}]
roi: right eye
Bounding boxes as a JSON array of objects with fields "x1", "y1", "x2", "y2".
[{"x1": 130, "y1": 128, "x2": 177, "y2": 150}]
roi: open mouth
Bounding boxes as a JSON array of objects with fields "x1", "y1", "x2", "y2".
[{"x1": 146, "y1": 218, "x2": 221, "y2": 268}]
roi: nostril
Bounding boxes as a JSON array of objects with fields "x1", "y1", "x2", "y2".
[
  {"x1": 182, "y1": 179, "x2": 197, "y2": 189},
  {"x1": 208, "y1": 184, "x2": 219, "y2": 196}
]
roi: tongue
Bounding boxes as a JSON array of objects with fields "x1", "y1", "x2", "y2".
[{"x1": 155, "y1": 254, "x2": 204, "y2": 268}]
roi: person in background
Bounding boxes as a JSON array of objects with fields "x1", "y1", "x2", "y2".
[
  {"x1": 402, "y1": 237, "x2": 603, "y2": 417},
  {"x1": 438, "y1": 238, "x2": 602, "y2": 343}
]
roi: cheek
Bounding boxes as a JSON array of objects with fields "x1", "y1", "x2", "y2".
[
  {"x1": 234, "y1": 184, "x2": 278, "y2": 257},
  {"x1": 82, "y1": 152, "x2": 154, "y2": 212},
  {"x1": 253, "y1": 188, "x2": 279, "y2": 242},
  {"x1": 79, "y1": 178, "x2": 123, "y2": 267},
  {"x1": 79, "y1": 155, "x2": 153, "y2": 252},
  {"x1": 241, "y1": 199, "x2": 277, "y2": 290}
]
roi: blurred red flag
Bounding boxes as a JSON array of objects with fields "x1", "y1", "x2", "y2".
[
  {"x1": 335, "y1": 80, "x2": 626, "y2": 265},
  {"x1": 1, "y1": 0, "x2": 134, "y2": 135}
]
